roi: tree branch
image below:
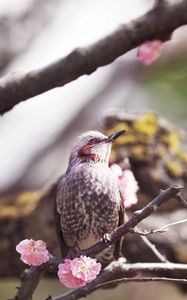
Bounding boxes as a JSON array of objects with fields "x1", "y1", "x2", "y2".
[
  {"x1": 1, "y1": 0, "x2": 187, "y2": 114},
  {"x1": 77, "y1": 185, "x2": 184, "y2": 258},
  {"x1": 13, "y1": 185, "x2": 185, "y2": 300},
  {"x1": 96, "y1": 276, "x2": 187, "y2": 287},
  {"x1": 140, "y1": 236, "x2": 168, "y2": 262},
  {"x1": 153, "y1": 0, "x2": 167, "y2": 10},
  {"x1": 132, "y1": 217, "x2": 187, "y2": 235},
  {"x1": 12, "y1": 266, "x2": 44, "y2": 300},
  {"x1": 47, "y1": 261, "x2": 187, "y2": 300}
]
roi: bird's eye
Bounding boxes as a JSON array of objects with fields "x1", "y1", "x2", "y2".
[{"x1": 87, "y1": 138, "x2": 99, "y2": 145}]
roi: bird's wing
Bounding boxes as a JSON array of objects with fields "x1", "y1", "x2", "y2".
[
  {"x1": 54, "y1": 176, "x2": 70, "y2": 258},
  {"x1": 114, "y1": 192, "x2": 125, "y2": 260}
]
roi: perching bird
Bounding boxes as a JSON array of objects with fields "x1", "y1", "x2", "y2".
[{"x1": 55, "y1": 130, "x2": 125, "y2": 263}]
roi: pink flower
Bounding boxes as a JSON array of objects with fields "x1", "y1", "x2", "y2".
[
  {"x1": 16, "y1": 239, "x2": 49, "y2": 266},
  {"x1": 119, "y1": 169, "x2": 139, "y2": 208},
  {"x1": 137, "y1": 40, "x2": 162, "y2": 65},
  {"x1": 58, "y1": 256, "x2": 101, "y2": 288},
  {"x1": 110, "y1": 163, "x2": 123, "y2": 177},
  {"x1": 58, "y1": 259, "x2": 85, "y2": 288},
  {"x1": 111, "y1": 164, "x2": 139, "y2": 208},
  {"x1": 71, "y1": 256, "x2": 101, "y2": 282}
]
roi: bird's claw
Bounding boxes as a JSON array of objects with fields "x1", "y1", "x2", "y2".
[{"x1": 103, "y1": 233, "x2": 112, "y2": 247}]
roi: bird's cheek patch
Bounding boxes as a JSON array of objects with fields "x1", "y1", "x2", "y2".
[{"x1": 78, "y1": 145, "x2": 92, "y2": 157}]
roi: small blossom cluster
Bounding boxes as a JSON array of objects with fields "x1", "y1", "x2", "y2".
[
  {"x1": 58, "y1": 256, "x2": 101, "y2": 288},
  {"x1": 16, "y1": 239, "x2": 101, "y2": 288},
  {"x1": 137, "y1": 40, "x2": 162, "y2": 65},
  {"x1": 110, "y1": 163, "x2": 139, "y2": 208},
  {"x1": 16, "y1": 239, "x2": 49, "y2": 266}
]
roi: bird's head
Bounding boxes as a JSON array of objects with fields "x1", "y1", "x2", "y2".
[{"x1": 68, "y1": 130, "x2": 125, "y2": 167}]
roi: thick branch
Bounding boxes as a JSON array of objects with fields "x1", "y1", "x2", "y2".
[
  {"x1": 77, "y1": 185, "x2": 183, "y2": 258},
  {"x1": 13, "y1": 185, "x2": 184, "y2": 300},
  {"x1": 12, "y1": 266, "x2": 44, "y2": 300},
  {"x1": 41, "y1": 185, "x2": 184, "y2": 273},
  {"x1": 1, "y1": 0, "x2": 187, "y2": 113},
  {"x1": 48, "y1": 261, "x2": 187, "y2": 300}
]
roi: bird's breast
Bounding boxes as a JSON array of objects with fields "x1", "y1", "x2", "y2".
[{"x1": 57, "y1": 163, "x2": 121, "y2": 248}]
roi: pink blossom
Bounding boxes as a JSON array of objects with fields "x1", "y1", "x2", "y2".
[
  {"x1": 110, "y1": 163, "x2": 123, "y2": 177},
  {"x1": 71, "y1": 256, "x2": 101, "y2": 282},
  {"x1": 111, "y1": 164, "x2": 139, "y2": 208},
  {"x1": 58, "y1": 256, "x2": 101, "y2": 288},
  {"x1": 137, "y1": 40, "x2": 162, "y2": 65},
  {"x1": 16, "y1": 239, "x2": 49, "y2": 266},
  {"x1": 58, "y1": 259, "x2": 85, "y2": 288}
]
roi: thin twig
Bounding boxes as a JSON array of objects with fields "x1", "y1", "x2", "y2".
[
  {"x1": 140, "y1": 236, "x2": 167, "y2": 262},
  {"x1": 132, "y1": 217, "x2": 187, "y2": 236},
  {"x1": 1, "y1": 0, "x2": 187, "y2": 113},
  {"x1": 155, "y1": 218, "x2": 187, "y2": 232},
  {"x1": 176, "y1": 193, "x2": 187, "y2": 207},
  {"x1": 96, "y1": 276, "x2": 187, "y2": 288}
]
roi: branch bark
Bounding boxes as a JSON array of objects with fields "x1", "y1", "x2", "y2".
[
  {"x1": 47, "y1": 261, "x2": 187, "y2": 300},
  {"x1": 1, "y1": 0, "x2": 187, "y2": 114},
  {"x1": 77, "y1": 185, "x2": 184, "y2": 258},
  {"x1": 12, "y1": 185, "x2": 185, "y2": 300},
  {"x1": 12, "y1": 266, "x2": 44, "y2": 300}
]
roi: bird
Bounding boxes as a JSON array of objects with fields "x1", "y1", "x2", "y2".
[{"x1": 55, "y1": 129, "x2": 125, "y2": 263}]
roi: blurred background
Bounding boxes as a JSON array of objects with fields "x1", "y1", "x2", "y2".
[{"x1": 0, "y1": 0, "x2": 187, "y2": 299}]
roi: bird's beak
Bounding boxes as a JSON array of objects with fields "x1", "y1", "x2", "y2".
[{"x1": 105, "y1": 130, "x2": 126, "y2": 143}]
